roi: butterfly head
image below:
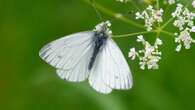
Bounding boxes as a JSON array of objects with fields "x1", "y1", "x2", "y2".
[{"x1": 94, "y1": 21, "x2": 112, "y2": 38}]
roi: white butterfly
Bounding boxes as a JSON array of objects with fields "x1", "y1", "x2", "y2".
[{"x1": 39, "y1": 21, "x2": 133, "y2": 94}]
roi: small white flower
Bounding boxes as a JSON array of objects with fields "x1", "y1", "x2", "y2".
[
  {"x1": 145, "y1": 42, "x2": 154, "y2": 56},
  {"x1": 137, "y1": 35, "x2": 145, "y2": 43},
  {"x1": 172, "y1": 4, "x2": 183, "y2": 17},
  {"x1": 191, "y1": 26, "x2": 195, "y2": 32},
  {"x1": 176, "y1": 44, "x2": 182, "y2": 52},
  {"x1": 192, "y1": 0, "x2": 195, "y2": 8},
  {"x1": 129, "y1": 35, "x2": 162, "y2": 70},
  {"x1": 154, "y1": 9, "x2": 164, "y2": 22},
  {"x1": 174, "y1": 33, "x2": 178, "y2": 36},
  {"x1": 135, "y1": 12, "x2": 144, "y2": 19},
  {"x1": 128, "y1": 48, "x2": 137, "y2": 60},
  {"x1": 147, "y1": 56, "x2": 159, "y2": 69},
  {"x1": 168, "y1": 0, "x2": 176, "y2": 5},
  {"x1": 155, "y1": 38, "x2": 163, "y2": 46},
  {"x1": 147, "y1": 5, "x2": 153, "y2": 11},
  {"x1": 139, "y1": 62, "x2": 146, "y2": 70},
  {"x1": 175, "y1": 30, "x2": 195, "y2": 51},
  {"x1": 135, "y1": 5, "x2": 164, "y2": 31},
  {"x1": 173, "y1": 19, "x2": 185, "y2": 30}
]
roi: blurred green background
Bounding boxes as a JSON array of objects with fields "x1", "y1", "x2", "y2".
[{"x1": 1, "y1": 0, "x2": 195, "y2": 110}]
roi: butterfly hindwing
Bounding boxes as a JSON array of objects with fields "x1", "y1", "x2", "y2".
[
  {"x1": 102, "y1": 39, "x2": 133, "y2": 90},
  {"x1": 88, "y1": 38, "x2": 133, "y2": 93},
  {"x1": 88, "y1": 48, "x2": 112, "y2": 94}
]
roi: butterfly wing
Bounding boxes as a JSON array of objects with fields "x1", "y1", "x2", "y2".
[
  {"x1": 88, "y1": 48, "x2": 112, "y2": 94},
  {"x1": 56, "y1": 44, "x2": 93, "y2": 82},
  {"x1": 88, "y1": 38, "x2": 133, "y2": 94},
  {"x1": 39, "y1": 31, "x2": 94, "y2": 82},
  {"x1": 102, "y1": 38, "x2": 133, "y2": 90}
]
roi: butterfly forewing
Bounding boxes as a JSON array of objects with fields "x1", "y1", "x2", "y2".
[
  {"x1": 56, "y1": 43, "x2": 94, "y2": 82},
  {"x1": 39, "y1": 31, "x2": 95, "y2": 82},
  {"x1": 39, "y1": 31, "x2": 94, "y2": 69}
]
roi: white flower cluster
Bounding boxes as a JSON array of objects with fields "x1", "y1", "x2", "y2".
[
  {"x1": 129, "y1": 35, "x2": 163, "y2": 70},
  {"x1": 168, "y1": 0, "x2": 176, "y2": 5},
  {"x1": 135, "y1": 5, "x2": 164, "y2": 31},
  {"x1": 172, "y1": 4, "x2": 195, "y2": 52},
  {"x1": 175, "y1": 29, "x2": 195, "y2": 51}
]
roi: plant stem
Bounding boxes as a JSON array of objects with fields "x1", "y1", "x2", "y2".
[
  {"x1": 113, "y1": 31, "x2": 154, "y2": 38},
  {"x1": 161, "y1": 30, "x2": 175, "y2": 37},
  {"x1": 82, "y1": 0, "x2": 145, "y2": 29},
  {"x1": 155, "y1": 30, "x2": 160, "y2": 38},
  {"x1": 161, "y1": 17, "x2": 174, "y2": 29},
  {"x1": 156, "y1": 0, "x2": 159, "y2": 10}
]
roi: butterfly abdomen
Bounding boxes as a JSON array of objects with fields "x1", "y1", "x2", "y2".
[{"x1": 88, "y1": 32, "x2": 108, "y2": 70}]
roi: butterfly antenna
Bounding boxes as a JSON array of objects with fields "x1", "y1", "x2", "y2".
[{"x1": 90, "y1": 0, "x2": 103, "y2": 21}]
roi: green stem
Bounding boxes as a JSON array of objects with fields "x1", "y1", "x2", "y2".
[
  {"x1": 82, "y1": 0, "x2": 145, "y2": 29},
  {"x1": 156, "y1": 0, "x2": 159, "y2": 10},
  {"x1": 155, "y1": 30, "x2": 160, "y2": 38},
  {"x1": 161, "y1": 30, "x2": 175, "y2": 37},
  {"x1": 160, "y1": 17, "x2": 174, "y2": 29},
  {"x1": 113, "y1": 31, "x2": 154, "y2": 38}
]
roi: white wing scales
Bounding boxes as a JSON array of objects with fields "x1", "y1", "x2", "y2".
[
  {"x1": 56, "y1": 44, "x2": 93, "y2": 82},
  {"x1": 102, "y1": 39, "x2": 133, "y2": 90},
  {"x1": 39, "y1": 31, "x2": 94, "y2": 82},
  {"x1": 89, "y1": 50, "x2": 112, "y2": 94},
  {"x1": 39, "y1": 31, "x2": 94, "y2": 70},
  {"x1": 88, "y1": 38, "x2": 133, "y2": 94}
]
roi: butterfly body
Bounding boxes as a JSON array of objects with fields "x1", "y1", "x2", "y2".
[{"x1": 88, "y1": 31, "x2": 108, "y2": 70}]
